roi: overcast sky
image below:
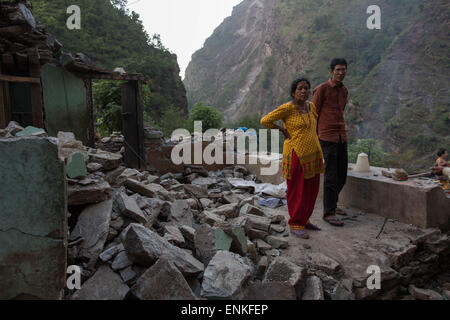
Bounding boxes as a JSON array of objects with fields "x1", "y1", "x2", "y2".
[{"x1": 129, "y1": 0, "x2": 243, "y2": 79}]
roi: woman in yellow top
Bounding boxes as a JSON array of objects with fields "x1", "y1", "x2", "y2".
[{"x1": 261, "y1": 77, "x2": 324, "y2": 239}]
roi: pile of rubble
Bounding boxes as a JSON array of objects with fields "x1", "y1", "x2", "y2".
[
  {"x1": 95, "y1": 132, "x2": 125, "y2": 154},
  {"x1": 1, "y1": 121, "x2": 450, "y2": 300}
]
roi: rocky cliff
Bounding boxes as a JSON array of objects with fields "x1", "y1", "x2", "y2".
[{"x1": 184, "y1": 0, "x2": 450, "y2": 168}]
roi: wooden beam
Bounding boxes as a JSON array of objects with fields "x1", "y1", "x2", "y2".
[
  {"x1": 136, "y1": 80, "x2": 145, "y2": 169},
  {"x1": 28, "y1": 50, "x2": 44, "y2": 128},
  {"x1": 0, "y1": 25, "x2": 31, "y2": 37},
  {"x1": 85, "y1": 79, "x2": 95, "y2": 147},
  {"x1": 0, "y1": 74, "x2": 40, "y2": 83}
]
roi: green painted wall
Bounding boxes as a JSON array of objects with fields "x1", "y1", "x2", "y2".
[
  {"x1": 41, "y1": 64, "x2": 89, "y2": 145},
  {"x1": 0, "y1": 137, "x2": 67, "y2": 299}
]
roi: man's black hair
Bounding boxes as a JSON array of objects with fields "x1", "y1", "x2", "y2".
[
  {"x1": 437, "y1": 148, "x2": 447, "y2": 157},
  {"x1": 330, "y1": 58, "x2": 348, "y2": 71},
  {"x1": 290, "y1": 77, "x2": 311, "y2": 98}
]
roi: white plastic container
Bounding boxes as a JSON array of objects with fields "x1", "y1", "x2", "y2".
[{"x1": 354, "y1": 153, "x2": 370, "y2": 172}]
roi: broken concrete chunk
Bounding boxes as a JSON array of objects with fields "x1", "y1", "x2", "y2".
[
  {"x1": 70, "y1": 265, "x2": 129, "y2": 300},
  {"x1": 242, "y1": 213, "x2": 271, "y2": 232},
  {"x1": 263, "y1": 257, "x2": 306, "y2": 300},
  {"x1": 170, "y1": 200, "x2": 194, "y2": 227},
  {"x1": 265, "y1": 235, "x2": 289, "y2": 249},
  {"x1": 243, "y1": 281, "x2": 296, "y2": 300},
  {"x1": 194, "y1": 224, "x2": 225, "y2": 265},
  {"x1": 256, "y1": 256, "x2": 269, "y2": 279},
  {"x1": 111, "y1": 250, "x2": 133, "y2": 271},
  {"x1": 247, "y1": 228, "x2": 269, "y2": 240},
  {"x1": 120, "y1": 266, "x2": 137, "y2": 285},
  {"x1": 191, "y1": 177, "x2": 218, "y2": 187},
  {"x1": 66, "y1": 152, "x2": 88, "y2": 179},
  {"x1": 256, "y1": 239, "x2": 272, "y2": 251},
  {"x1": 115, "y1": 168, "x2": 141, "y2": 186},
  {"x1": 183, "y1": 184, "x2": 209, "y2": 199},
  {"x1": 105, "y1": 166, "x2": 126, "y2": 186},
  {"x1": 270, "y1": 224, "x2": 286, "y2": 233},
  {"x1": 164, "y1": 225, "x2": 185, "y2": 247},
  {"x1": 122, "y1": 223, "x2": 204, "y2": 276},
  {"x1": 179, "y1": 225, "x2": 196, "y2": 243},
  {"x1": 247, "y1": 240, "x2": 258, "y2": 262},
  {"x1": 409, "y1": 285, "x2": 444, "y2": 300},
  {"x1": 5, "y1": 121, "x2": 24, "y2": 136},
  {"x1": 70, "y1": 200, "x2": 112, "y2": 269},
  {"x1": 201, "y1": 251, "x2": 253, "y2": 299},
  {"x1": 99, "y1": 244, "x2": 123, "y2": 262},
  {"x1": 307, "y1": 252, "x2": 341, "y2": 275},
  {"x1": 302, "y1": 276, "x2": 324, "y2": 300},
  {"x1": 201, "y1": 210, "x2": 226, "y2": 226},
  {"x1": 68, "y1": 180, "x2": 112, "y2": 206},
  {"x1": 88, "y1": 150, "x2": 122, "y2": 171},
  {"x1": 125, "y1": 178, "x2": 166, "y2": 198},
  {"x1": 240, "y1": 203, "x2": 265, "y2": 216},
  {"x1": 116, "y1": 192, "x2": 148, "y2": 224},
  {"x1": 86, "y1": 162, "x2": 103, "y2": 173},
  {"x1": 131, "y1": 258, "x2": 197, "y2": 300},
  {"x1": 212, "y1": 203, "x2": 240, "y2": 219}
]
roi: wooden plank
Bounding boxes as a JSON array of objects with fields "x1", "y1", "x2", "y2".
[
  {"x1": 0, "y1": 81, "x2": 7, "y2": 128},
  {"x1": 28, "y1": 53, "x2": 44, "y2": 128},
  {"x1": 0, "y1": 74, "x2": 40, "y2": 83},
  {"x1": 136, "y1": 80, "x2": 145, "y2": 169},
  {"x1": 84, "y1": 79, "x2": 95, "y2": 147},
  {"x1": 0, "y1": 25, "x2": 31, "y2": 37}
]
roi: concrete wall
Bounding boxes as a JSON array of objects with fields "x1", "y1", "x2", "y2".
[
  {"x1": 0, "y1": 137, "x2": 67, "y2": 299},
  {"x1": 339, "y1": 165, "x2": 450, "y2": 230}
]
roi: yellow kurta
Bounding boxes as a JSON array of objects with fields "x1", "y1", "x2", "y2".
[{"x1": 261, "y1": 101, "x2": 324, "y2": 180}]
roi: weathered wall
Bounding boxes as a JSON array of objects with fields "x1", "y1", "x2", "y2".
[
  {"x1": 0, "y1": 137, "x2": 67, "y2": 299},
  {"x1": 41, "y1": 64, "x2": 89, "y2": 145}
]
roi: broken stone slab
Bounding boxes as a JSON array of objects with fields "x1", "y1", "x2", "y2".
[
  {"x1": 183, "y1": 184, "x2": 209, "y2": 199},
  {"x1": 180, "y1": 225, "x2": 196, "y2": 243},
  {"x1": 115, "y1": 192, "x2": 148, "y2": 224},
  {"x1": 307, "y1": 252, "x2": 341, "y2": 275},
  {"x1": 147, "y1": 174, "x2": 160, "y2": 184},
  {"x1": 16, "y1": 126, "x2": 47, "y2": 137},
  {"x1": 125, "y1": 178, "x2": 167, "y2": 198},
  {"x1": 242, "y1": 213, "x2": 271, "y2": 232},
  {"x1": 194, "y1": 224, "x2": 231, "y2": 265},
  {"x1": 270, "y1": 224, "x2": 286, "y2": 233},
  {"x1": 423, "y1": 234, "x2": 450, "y2": 254},
  {"x1": 111, "y1": 250, "x2": 133, "y2": 271},
  {"x1": 223, "y1": 192, "x2": 244, "y2": 205},
  {"x1": 265, "y1": 235, "x2": 289, "y2": 249},
  {"x1": 242, "y1": 281, "x2": 296, "y2": 300},
  {"x1": 263, "y1": 257, "x2": 306, "y2": 299},
  {"x1": 256, "y1": 256, "x2": 269, "y2": 279},
  {"x1": 212, "y1": 203, "x2": 240, "y2": 219},
  {"x1": 115, "y1": 168, "x2": 141, "y2": 186},
  {"x1": 99, "y1": 243, "x2": 123, "y2": 262},
  {"x1": 170, "y1": 200, "x2": 194, "y2": 227},
  {"x1": 191, "y1": 177, "x2": 218, "y2": 187},
  {"x1": 200, "y1": 210, "x2": 226, "y2": 226},
  {"x1": 70, "y1": 200, "x2": 112, "y2": 269},
  {"x1": 256, "y1": 239, "x2": 272, "y2": 251},
  {"x1": 247, "y1": 228, "x2": 270, "y2": 240},
  {"x1": 66, "y1": 152, "x2": 88, "y2": 179},
  {"x1": 122, "y1": 223, "x2": 204, "y2": 276},
  {"x1": 201, "y1": 251, "x2": 253, "y2": 299},
  {"x1": 389, "y1": 244, "x2": 417, "y2": 269},
  {"x1": 88, "y1": 150, "x2": 122, "y2": 171},
  {"x1": 409, "y1": 285, "x2": 444, "y2": 300},
  {"x1": 86, "y1": 162, "x2": 103, "y2": 173},
  {"x1": 120, "y1": 266, "x2": 137, "y2": 285},
  {"x1": 200, "y1": 198, "x2": 213, "y2": 208},
  {"x1": 240, "y1": 203, "x2": 265, "y2": 216},
  {"x1": 131, "y1": 258, "x2": 197, "y2": 300},
  {"x1": 5, "y1": 121, "x2": 24, "y2": 135},
  {"x1": 70, "y1": 265, "x2": 129, "y2": 300},
  {"x1": 68, "y1": 180, "x2": 112, "y2": 206},
  {"x1": 164, "y1": 225, "x2": 185, "y2": 247},
  {"x1": 247, "y1": 240, "x2": 258, "y2": 262},
  {"x1": 105, "y1": 166, "x2": 126, "y2": 186},
  {"x1": 302, "y1": 276, "x2": 324, "y2": 300}
]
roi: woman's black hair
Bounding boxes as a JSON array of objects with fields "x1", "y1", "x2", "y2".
[
  {"x1": 290, "y1": 77, "x2": 311, "y2": 98},
  {"x1": 437, "y1": 148, "x2": 447, "y2": 157}
]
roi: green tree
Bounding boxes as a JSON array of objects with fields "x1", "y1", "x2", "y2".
[
  {"x1": 92, "y1": 80, "x2": 125, "y2": 136},
  {"x1": 348, "y1": 138, "x2": 387, "y2": 167},
  {"x1": 188, "y1": 102, "x2": 223, "y2": 132},
  {"x1": 157, "y1": 105, "x2": 189, "y2": 138}
]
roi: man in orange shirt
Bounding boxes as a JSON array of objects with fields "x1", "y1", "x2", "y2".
[{"x1": 312, "y1": 58, "x2": 348, "y2": 227}]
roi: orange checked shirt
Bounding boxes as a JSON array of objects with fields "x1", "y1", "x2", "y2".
[{"x1": 261, "y1": 101, "x2": 324, "y2": 180}]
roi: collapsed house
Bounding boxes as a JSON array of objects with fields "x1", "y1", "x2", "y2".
[{"x1": 0, "y1": 0, "x2": 449, "y2": 301}]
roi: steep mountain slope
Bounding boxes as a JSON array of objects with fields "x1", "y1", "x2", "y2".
[
  {"x1": 184, "y1": 0, "x2": 450, "y2": 168},
  {"x1": 32, "y1": 0, "x2": 188, "y2": 116}
]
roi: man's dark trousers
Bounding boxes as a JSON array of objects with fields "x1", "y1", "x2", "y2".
[{"x1": 320, "y1": 139, "x2": 348, "y2": 216}]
